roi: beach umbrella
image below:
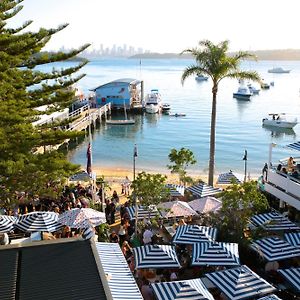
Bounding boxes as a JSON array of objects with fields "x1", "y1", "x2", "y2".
[
  {"x1": 0, "y1": 215, "x2": 17, "y2": 233},
  {"x1": 58, "y1": 208, "x2": 105, "y2": 228},
  {"x1": 69, "y1": 170, "x2": 91, "y2": 182},
  {"x1": 15, "y1": 211, "x2": 61, "y2": 232},
  {"x1": 192, "y1": 242, "x2": 240, "y2": 266},
  {"x1": 188, "y1": 196, "x2": 222, "y2": 214},
  {"x1": 158, "y1": 200, "x2": 198, "y2": 218},
  {"x1": 172, "y1": 225, "x2": 217, "y2": 244},
  {"x1": 95, "y1": 242, "x2": 143, "y2": 300},
  {"x1": 205, "y1": 265, "x2": 276, "y2": 300},
  {"x1": 151, "y1": 278, "x2": 214, "y2": 300},
  {"x1": 81, "y1": 226, "x2": 95, "y2": 240},
  {"x1": 277, "y1": 268, "x2": 300, "y2": 292},
  {"x1": 251, "y1": 237, "x2": 300, "y2": 262},
  {"x1": 217, "y1": 171, "x2": 243, "y2": 185},
  {"x1": 186, "y1": 183, "x2": 222, "y2": 198},
  {"x1": 126, "y1": 205, "x2": 161, "y2": 220},
  {"x1": 133, "y1": 244, "x2": 180, "y2": 269},
  {"x1": 257, "y1": 295, "x2": 282, "y2": 300},
  {"x1": 284, "y1": 232, "x2": 300, "y2": 247},
  {"x1": 165, "y1": 184, "x2": 185, "y2": 198},
  {"x1": 251, "y1": 212, "x2": 299, "y2": 231}
]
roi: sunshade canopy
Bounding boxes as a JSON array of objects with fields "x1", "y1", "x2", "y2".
[
  {"x1": 0, "y1": 215, "x2": 17, "y2": 233},
  {"x1": 158, "y1": 200, "x2": 198, "y2": 218},
  {"x1": 188, "y1": 197, "x2": 222, "y2": 214},
  {"x1": 126, "y1": 205, "x2": 161, "y2": 220},
  {"x1": 205, "y1": 265, "x2": 276, "y2": 300},
  {"x1": 186, "y1": 183, "x2": 222, "y2": 198},
  {"x1": 278, "y1": 268, "x2": 300, "y2": 292},
  {"x1": 284, "y1": 232, "x2": 300, "y2": 247}
]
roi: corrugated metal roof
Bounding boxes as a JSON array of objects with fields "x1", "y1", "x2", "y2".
[
  {"x1": 90, "y1": 78, "x2": 141, "y2": 91},
  {"x1": 0, "y1": 239, "x2": 107, "y2": 300}
]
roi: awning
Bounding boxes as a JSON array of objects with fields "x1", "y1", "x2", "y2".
[
  {"x1": 286, "y1": 141, "x2": 300, "y2": 151},
  {"x1": 151, "y1": 279, "x2": 214, "y2": 300},
  {"x1": 186, "y1": 183, "x2": 222, "y2": 198},
  {"x1": 251, "y1": 237, "x2": 300, "y2": 261},
  {"x1": 157, "y1": 200, "x2": 198, "y2": 218},
  {"x1": 192, "y1": 242, "x2": 240, "y2": 266},
  {"x1": 251, "y1": 212, "x2": 300, "y2": 231},
  {"x1": 217, "y1": 171, "x2": 243, "y2": 184},
  {"x1": 172, "y1": 225, "x2": 217, "y2": 244},
  {"x1": 165, "y1": 184, "x2": 185, "y2": 197},
  {"x1": 257, "y1": 295, "x2": 282, "y2": 300},
  {"x1": 284, "y1": 232, "x2": 300, "y2": 247},
  {"x1": 205, "y1": 265, "x2": 276, "y2": 300},
  {"x1": 188, "y1": 197, "x2": 222, "y2": 214},
  {"x1": 0, "y1": 215, "x2": 17, "y2": 233},
  {"x1": 95, "y1": 242, "x2": 143, "y2": 299},
  {"x1": 133, "y1": 244, "x2": 180, "y2": 269},
  {"x1": 278, "y1": 268, "x2": 300, "y2": 292},
  {"x1": 126, "y1": 205, "x2": 161, "y2": 220}
]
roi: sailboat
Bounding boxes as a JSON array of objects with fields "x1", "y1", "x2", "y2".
[{"x1": 106, "y1": 100, "x2": 135, "y2": 125}]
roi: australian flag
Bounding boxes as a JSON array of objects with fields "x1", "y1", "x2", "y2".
[
  {"x1": 86, "y1": 142, "x2": 92, "y2": 175},
  {"x1": 134, "y1": 144, "x2": 138, "y2": 158}
]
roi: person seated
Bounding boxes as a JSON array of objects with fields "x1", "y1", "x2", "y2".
[
  {"x1": 281, "y1": 167, "x2": 288, "y2": 174},
  {"x1": 109, "y1": 231, "x2": 119, "y2": 243},
  {"x1": 276, "y1": 164, "x2": 282, "y2": 172},
  {"x1": 287, "y1": 156, "x2": 296, "y2": 172}
]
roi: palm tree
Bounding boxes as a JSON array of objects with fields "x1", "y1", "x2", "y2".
[{"x1": 181, "y1": 40, "x2": 261, "y2": 186}]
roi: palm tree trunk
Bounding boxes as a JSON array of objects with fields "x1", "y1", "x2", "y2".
[{"x1": 208, "y1": 87, "x2": 217, "y2": 186}]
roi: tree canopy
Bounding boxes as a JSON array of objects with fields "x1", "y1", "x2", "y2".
[{"x1": 0, "y1": 0, "x2": 89, "y2": 207}]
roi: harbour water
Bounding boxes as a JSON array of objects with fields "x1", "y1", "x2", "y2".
[{"x1": 63, "y1": 58, "x2": 300, "y2": 176}]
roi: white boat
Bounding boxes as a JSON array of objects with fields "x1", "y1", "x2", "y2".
[
  {"x1": 260, "y1": 79, "x2": 270, "y2": 89},
  {"x1": 233, "y1": 85, "x2": 252, "y2": 100},
  {"x1": 268, "y1": 67, "x2": 291, "y2": 74},
  {"x1": 106, "y1": 100, "x2": 135, "y2": 125},
  {"x1": 162, "y1": 103, "x2": 171, "y2": 112},
  {"x1": 145, "y1": 89, "x2": 162, "y2": 114},
  {"x1": 247, "y1": 83, "x2": 260, "y2": 95},
  {"x1": 195, "y1": 74, "x2": 208, "y2": 81},
  {"x1": 262, "y1": 113, "x2": 298, "y2": 129}
]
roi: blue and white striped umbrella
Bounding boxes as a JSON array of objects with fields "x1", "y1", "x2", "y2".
[
  {"x1": 95, "y1": 242, "x2": 143, "y2": 300},
  {"x1": 0, "y1": 215, "x2": 17, "y2": 233},
  {"x1": 166, "y1": 184, "x2": 185, "y2": 197},
  {"x1": 133, "y1": 244, "x2": 180, "y2": 269},
  {"x1": 81, "y1": 226, "x2": 95, "y2": 240},
  {"x1": 286, "y1": 141, "x2": 300, "y2": 151},
  {"x1": 151, "y1": 279, "x2": 214, "y2": 300},
  {"x1": 284, "y1": 232, "x2": 300, "y2": 247},
  {"x1": 251, "y1": 212, "x2": 299, "y2": 231},
  {"x1": 15, "y1": 211, "x2": 62, "y2": 232},
  {"x1": 172, "y1": 225, "x2": 217, "y2": 244},
  {"x1": 257, "y1": 295, "x2": 282, "y2": 300},
  {"x1": 205, "y1": 265, "x2": 276, "y2": 300},
  {"x1": 126, "y1": 205, "x2": 161, "y2": 220},
  {"x1": 192, "y1": 242, "x2": 240, "y2": 266},
  {"x1": 217, "y1": 171, "x2": 243, "y2": 185},
  {"x1": 251, "y1": 237, "x2": 300, "y2": 261},
  {"x1": 278, "y1": 268, "x2": 300, "y2": 292},
  {"x1": 186, "y1": 183, "x2": 222, "y2": 198}
]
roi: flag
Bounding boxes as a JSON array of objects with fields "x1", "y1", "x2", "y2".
[
  {"x1": 87, "y1": 142, "x2": 92, "y2": 175},
  {"x1": 243, "y1": 150, "x2": 247, "y2": 161},
  {"x1": 134, "y1": 144, "x2": 138, "y2": 157}
]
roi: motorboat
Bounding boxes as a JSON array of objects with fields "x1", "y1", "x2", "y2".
[
  {"x1": 247, "y1": 83, "x2": 260, "y2": 95},
  {"x1": 145, "y1": 89, "x2": 162, "y2": 114},
  {"x1": 262, "y1": 113, "x2": 298, "y2": 129},
  {"x1": 233, "y1": 85, "x2": 252, "y2": 100},
  {"x1": 162, "y1": 103, "x2": 171, "y2": 112},
  {"x1": 268, "y1": 67, "x2": 291, "y2": 74},
  {"x1": 195, "y1": 74, "x2": 208, "y2": 81},
  {"x1": 260, "y1": 79, "x2": 270, "y2": 89}
]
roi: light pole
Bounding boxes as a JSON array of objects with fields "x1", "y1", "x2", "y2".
[{"x1": 243, "y1": 150, "x2": 248, "y2": 183}]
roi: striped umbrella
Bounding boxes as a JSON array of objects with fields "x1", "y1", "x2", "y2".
[
  {"x1": 133, "y1": 244, "x2": 180, "y2": 269},
  {"x1": 172, "y1": 225, "x2": 217, "y2": 244},
  {"x1": 15, "y1": 211, "x2": 62, "y2": 232},
  {"x1": 205, "y1": 265, "x2": 276, "y2": 300},
  {"x1": 126, "y1": 205, "x2": 161, "y2": 220},
  {"x1": 286, "y1": 141, "x2": 300, "y2": 151},
  {"x1": 188, "y1": 197, "x2": 222, "y2": 214},
  {"x1": 165, "y1": 184, "x2": 185, "y2": 198},
  {"x1": 192, "y1": 242, "x2": 240, "y2": 266},
  {"x1": 58, "y1": 208, "x2": 105, "y2": 228},
  {"x1": 284, "y1": 232, "x2": 300, "y2": 247},
  {"x1": 151, "y1": 279, "x2": 214, "y2": 300},
  {"x1": 278, "y1": 268, "x2": 300, "y2": 292},
  {"x1": 251, "y1": 237, "x2": 300, "y2": 261},
  {"x1": 0, "y1": 215, "x2": 17, "y2": 233},
  {"x1": 95, "y1": 242, "x2": 143, "y2": 299},
  {"x1": 158, "y1": 200, "x2": 198, "y2": 218},
  {"x1": 251, "y1": 212, "x2": 299, "y2": 231},
  {"x1": 257, "y1": 295, "x2": 282, "y2": 300},
  {"x1": 186, "y1": 183, "x2": 222, "y2": 198},
  {"x1": 217, "y1": 171, "x2": 243, "y2": 185},
  {"x1": 81, "y1": 226, "x2": 95, "y2": 240}
]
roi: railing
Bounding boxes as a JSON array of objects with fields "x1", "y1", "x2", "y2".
[{"x1": 68, "y1": 104, "x2": 89, "y2": 119}]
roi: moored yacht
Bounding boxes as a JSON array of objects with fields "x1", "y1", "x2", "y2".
[
  {"x1": 262, "y1": 113, "x2": 298, "y2": 129},
  {"x1": 268, "y1": 67, "x2": 291, "y2": 74},
  {"x1": 233, "y1": 85, "x2": 252, "y2": 100},
  {"x1": 145, "y1": 89, "x2": 162, "y2": 114}
]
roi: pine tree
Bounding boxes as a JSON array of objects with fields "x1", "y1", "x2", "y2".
[{"x1": 0, "y1": 0, "x2": 90, "y2": 207}]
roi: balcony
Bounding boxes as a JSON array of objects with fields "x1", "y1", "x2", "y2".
[{"x1": 264, "y1": 169, "x2": 300, "y2": 210}]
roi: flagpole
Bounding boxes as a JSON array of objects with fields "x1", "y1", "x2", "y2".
[
  {"x1": 133, "y1": 144, "x2": 138, "y2": 236},
  {"x1": 243, "y1": 150, "x2": 248, "y2": 183},
  {"x1": 88, "y1": 104, "x2": 96, "y2": 205}
]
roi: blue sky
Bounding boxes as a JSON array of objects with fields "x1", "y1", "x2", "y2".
[{"x1": 7, "y1": 0, "x2": 300, "y2": 53}]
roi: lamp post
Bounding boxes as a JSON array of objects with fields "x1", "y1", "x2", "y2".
[{"x1": 243, "y1": 150, "x2": 248, "y2": 183}]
